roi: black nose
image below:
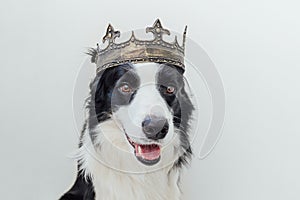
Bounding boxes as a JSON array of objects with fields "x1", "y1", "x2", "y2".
[{"x1": 142, "y1": 115, "x2": 169, "y2": 140}]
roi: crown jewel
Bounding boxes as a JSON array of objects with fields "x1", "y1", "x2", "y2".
[{"x1": 94, "y1": 19, "x2": 187, "y2": 73}]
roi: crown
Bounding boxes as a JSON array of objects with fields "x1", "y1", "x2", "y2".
[{"x1": 92, "y1": 19, "x2": 187, "y2": 73}]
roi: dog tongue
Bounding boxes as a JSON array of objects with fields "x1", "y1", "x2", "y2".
[{"x1": 135, "y1": 144, "x2": 160, "y2": 160}]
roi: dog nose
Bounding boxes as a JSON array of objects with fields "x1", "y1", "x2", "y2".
[{"x1": 142, "y1": 115, "x2": 169, "y2": 140}]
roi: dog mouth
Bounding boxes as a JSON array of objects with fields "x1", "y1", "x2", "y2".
[{"x1": 125, "y1": 134, "x2": 161, "y2": 166}]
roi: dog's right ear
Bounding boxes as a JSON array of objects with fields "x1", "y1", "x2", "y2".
[{"x1": 86, "y1": 48, "x2": 97, "y2": 63}]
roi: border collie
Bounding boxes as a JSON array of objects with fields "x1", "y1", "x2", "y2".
[{"x1": 60, "y1": 51, "x2": 194, "y2": 200}]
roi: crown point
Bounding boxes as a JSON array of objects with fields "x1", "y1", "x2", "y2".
[
  {"x1": 102, "y1": 23, "x2": 120, "y2": 44},
  {"x1": 174, "y1": 36, "x2": 180, "y2": 47},
  {"x1": 146, "y1": 19, "x2": 170, "y2": 39},
  {"x1": 130, "y1": 31, "x2": 136, "y2": 42},
  {"x1": 182, "y1": 25, "x2": 188, "y2": 48}
]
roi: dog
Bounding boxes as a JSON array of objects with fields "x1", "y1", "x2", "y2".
[
  {"x1": 59, "y1": 61, "x2": 194, "y2": 199},
  {"x1": 60, "y1": 20, "x2": 194, "y2": 200}
]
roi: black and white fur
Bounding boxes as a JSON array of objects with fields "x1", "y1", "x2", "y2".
[{"x1": 60, "y1": 52, "x2": 194, "y2": 200}]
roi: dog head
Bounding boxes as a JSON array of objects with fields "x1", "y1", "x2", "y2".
[{"x1": 86, "y1": 61, "x2": 194, "y2": 170}]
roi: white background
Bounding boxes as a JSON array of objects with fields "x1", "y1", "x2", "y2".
[{"x1": 1, "y1": 0, "x2": 300, "y2": 199}]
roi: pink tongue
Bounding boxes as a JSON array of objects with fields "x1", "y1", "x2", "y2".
[{"x1": 135, "y1": 144, "x2": 161, "y2": 160}]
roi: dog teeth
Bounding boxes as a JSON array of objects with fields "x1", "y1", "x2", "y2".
[{"x1": 138, "y1": 146, "x2": 142, "y2": 153}]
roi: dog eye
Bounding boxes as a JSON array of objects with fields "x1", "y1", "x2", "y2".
[
  {"x1": 166, "y1": 86, "x2": 175, "y2": 94},
  {"x1": 119, "y1": 84, "x2": 132, "y2": 93}
]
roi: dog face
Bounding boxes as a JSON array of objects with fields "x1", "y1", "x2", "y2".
[{"x1": 88, "y1": 62, "x2": 193, "y2": 169}]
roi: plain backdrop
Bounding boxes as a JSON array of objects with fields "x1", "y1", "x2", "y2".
[{"x1": 1, "y1": 0, "x2": 300, "y2": 199}]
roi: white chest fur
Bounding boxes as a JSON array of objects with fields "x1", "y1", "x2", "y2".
[{"x1": 91, "y1": 164, "x2": 181, "y2": 200}]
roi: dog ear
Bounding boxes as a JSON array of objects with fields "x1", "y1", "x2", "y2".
[{"x1": 85, "y1": 70, "x2": 112, "y2": 127}]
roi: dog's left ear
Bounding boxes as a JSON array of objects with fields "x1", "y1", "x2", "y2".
[{"x1": 91, "y1": 71, "x2": 112, "y2": 123}]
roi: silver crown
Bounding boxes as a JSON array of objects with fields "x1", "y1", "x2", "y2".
[{"x1": 93, "y1": 19, "x2": 187, "y2": 73}]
